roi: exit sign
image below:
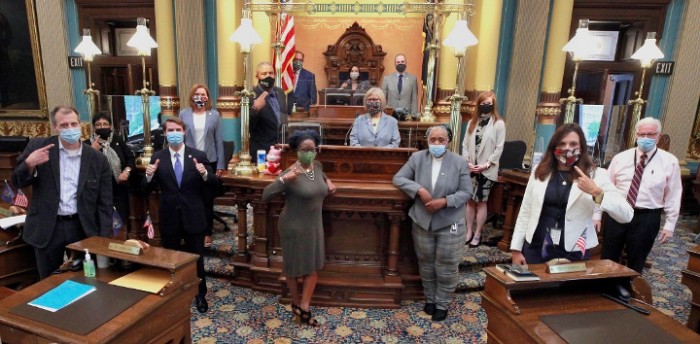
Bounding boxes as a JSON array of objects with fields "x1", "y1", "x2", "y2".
[
  {"x1": 68, "y1": 56, "x2": 84, "y2": 69},
  {"x1": 653, "y1": 61, "x2": 674, "y2": 75}
]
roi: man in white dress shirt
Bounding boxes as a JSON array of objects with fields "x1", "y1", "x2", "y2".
[{"x1": 597, "y1": 117, "x2": 682, "y2": 273}]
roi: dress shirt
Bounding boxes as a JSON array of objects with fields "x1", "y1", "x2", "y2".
[
  {"x1": 600, "y1": 147, "x2": 682, "y2": 232},
  {"x1": 193, "y1": 113, "x2": 206, "y2": 151},
  {"x1": 58, "y1": 140, "x2": 82, "y2": 215},
  {"x1": 431, "y1": 155, "x2": 443, "y2": 191}
]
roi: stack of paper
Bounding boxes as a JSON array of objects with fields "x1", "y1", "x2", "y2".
[{"x1": 28, "y1": 280, "x2": 96, "y2": 312}]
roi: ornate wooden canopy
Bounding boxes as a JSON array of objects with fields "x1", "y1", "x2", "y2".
[{"x1": 323, "y1": 22, "x2": 387, "y2": 87}]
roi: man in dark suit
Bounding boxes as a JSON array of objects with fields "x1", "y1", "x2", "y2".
[
  {"x1": 145, "y1": 117, "x2": 217, "y2": 313},
  {"x1": 290, "y1": 50, "x2": 317, "y2": 111},
  {"x1": 12, "y1": 105, "x2": 113, "y2": 279},
  {"x1": 250, "y1": 61, "x2": 288, "y2": 157}
]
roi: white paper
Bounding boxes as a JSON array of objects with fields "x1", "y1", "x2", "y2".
[{"x1": 0, "y1": 215, "x2": 26, "y2": 230}]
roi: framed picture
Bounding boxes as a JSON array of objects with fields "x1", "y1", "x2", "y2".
[
  {"x1": 115, "y1": 28, "x2": 139, "y2": 56},
  {"x1": 0, "y1": 0, "x2": 47, "y2": 119},
  {"x1": 585, "y1": 31, "x2": 620, "y2": 62}
]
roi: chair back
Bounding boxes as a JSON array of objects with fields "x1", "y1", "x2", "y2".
[
  {"x1": 281, "y1": 122, "x2": 324, "y2": 145},
  {"x1": 499, "y1": 140, "x2": 527, "y2": 170}
]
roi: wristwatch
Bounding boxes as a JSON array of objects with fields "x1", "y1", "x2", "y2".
[{"x1": 592, "y1": 190, "x2": 604, "y2": 205}]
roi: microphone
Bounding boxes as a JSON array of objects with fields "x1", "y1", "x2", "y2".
[{"x1": 345, "y1": 111, "x2": 360, "y2": 146}]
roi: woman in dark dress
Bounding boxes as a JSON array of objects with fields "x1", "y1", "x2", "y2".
[{"x1": 262, "y1": 130, "x2": 337, "y2": 326}]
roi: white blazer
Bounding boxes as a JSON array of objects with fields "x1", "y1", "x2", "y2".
[
  {"x1": 510, "y1": 167, "x2": 633, "y2": 253},
  {"x1": 461, "y1": 117, "x2": 505, "y2": 181}
]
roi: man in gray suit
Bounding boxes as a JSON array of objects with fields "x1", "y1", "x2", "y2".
[
  {"x1": 381, "y1": 53, "x2": 419, "y2": 119},
  {"x1": 12, "y1": 105, "x2": 113, "y2": 279},
  {"x1": 393, "y1": 125, "x2": 471, "y2": 321}
]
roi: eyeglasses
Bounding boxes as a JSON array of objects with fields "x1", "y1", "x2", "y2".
[
  {"x1": 636, "y1": 132, "x2": 659, "y2": 138},
  {"x1": 298, "y1": 147, "x2": 318, "y2": 153}
]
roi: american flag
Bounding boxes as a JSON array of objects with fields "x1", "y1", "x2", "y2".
[
  {"x1": 2, "y1": 180, "x2": 15, "y2": 204},
  {"x1": 274, "y1": 1, "x2": 296, "y2": 94},
  {"x1": 112, "y1": 207, "x2": 124, "y2": 237},
  {"x1": 144, "y1": 213, "x2": 154, "y2": 239},
  {"x1": 575, "y1": 230, "x2": 587, "y2": 258},
  {"x1": 13, "y1": 189, "x2": 29, "y2": 208}
]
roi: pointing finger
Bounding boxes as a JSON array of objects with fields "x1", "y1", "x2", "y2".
[
  {"x1": 154, "y1": 159, "x2": 160, "y2": 167},
  {"x1": 193, "y1": 158, "x2": 199, "y2": 165},
  {"x1": 573, "y1": 166, "x2": 586, "y2": 178},
  {"x1": 41, "y1": 144, "x2": 55, "y2": 151}
]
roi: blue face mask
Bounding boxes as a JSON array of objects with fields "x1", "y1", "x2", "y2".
[
  {"x1": 428, "y1": 144, "x2": 446, "y2": 158},
  {"x1": 60, "y1": 127, "x2": 82, "y2": 144},
  {"x1": 636, "y1": 137, "x2": 656, "y2": 153},
  {"x1": 166, "y1": 131, "x2": 184, "y2": 145}
]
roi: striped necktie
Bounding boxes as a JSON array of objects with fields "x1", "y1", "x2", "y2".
[{"x1": 626, "y1": 153, "x2": 647, "y2": 207}]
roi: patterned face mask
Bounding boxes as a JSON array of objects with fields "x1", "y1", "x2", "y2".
[
  {"x1": 553, "y1": 148, "x2": 581, "y2": 166},
  {"x1": 365, "y1": 100, "x2": 381, "y2": 115}
]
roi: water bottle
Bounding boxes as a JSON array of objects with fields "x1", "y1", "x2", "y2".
[{"x1": 531, "y1": 137, "x2": 544, "y2": 168}]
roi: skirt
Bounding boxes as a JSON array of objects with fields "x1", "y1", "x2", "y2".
[{"x1": 471, "y1": 173, "x2": 495, "y2": 202}]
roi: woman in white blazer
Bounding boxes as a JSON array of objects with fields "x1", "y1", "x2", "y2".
[
  {"x1": 461, "y1": 91, "x2": 505, "y2": 247},
  {"x1": 349, "y1": 87, "x2": 401, "y2": 148},
  {"x1": 511, "y1": 124, "x2": 633, "y2": 265}
]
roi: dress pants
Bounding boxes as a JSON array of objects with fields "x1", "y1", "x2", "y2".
[
  {"x1": 34, "y1": 216, "x2": 86, "y2": 279},
  {"x1": 411, "y1": 222, "x2": 466, "y2": 310},
  {"x1": 161, "y1": 223, "x2": 208, "y2": 297},
  {"x1": 601, "y1": 208, "x2": 662, "y2": 273}
]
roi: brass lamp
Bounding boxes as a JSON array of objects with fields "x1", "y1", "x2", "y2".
[
  {"x1": 442, "y1": 18, "x2": 478, "y2": 153},
  {"x1": 626, "y1": 32, "x2": 664, "y2": 148},
  {"x1": 127, "y1": 17, "x2": 158, "y2": 168},
  {"x1": 73, "y1": 29, "x2": 102, "y2": 120},
  {"x1": 560, "y1": 19, "x2": 595, "y2": 124},
  {"x1": 229, "y1": 5, "x2": 263, "y2": 176}
]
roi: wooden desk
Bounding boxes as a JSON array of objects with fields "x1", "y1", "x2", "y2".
[
  {"x1": 497, "y1": 169, "x2": 530, "y2": 252},
  {"x1": 0, "y1": 237, "x2": 199, "y2": 343},
  {"x1": 0, "y1": 204, "x2": 37, "y2": 289},
  {"x1": 482, "y1": 259, "x2": 700, "y2": 343},
  {"x1": 682, "y1": 245, "x2": 700, "y2": 333}
]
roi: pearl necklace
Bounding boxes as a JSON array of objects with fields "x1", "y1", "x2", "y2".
[{"x1": 299, "y1": 163, "x2": 315, "y2": 180}]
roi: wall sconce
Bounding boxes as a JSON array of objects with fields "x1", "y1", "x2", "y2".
[
  {"x1": 560, "y1": 19, "x2": 594, "y2": 124},
  {"x1": 229, "y1": 5, "x2": 262, "y2": 175},
  {"x1": 127, "y1": 17, "x2": 158, "y2": 168},
  {"x1": 626, "y1": 32, "x2": 664, "y2": 148},
  {"x1": 73, "y1": 29, "x2": 102, "y2": 120},
  {"x1": 442, "y1": 18, "x2": 478, "y2": 153}
]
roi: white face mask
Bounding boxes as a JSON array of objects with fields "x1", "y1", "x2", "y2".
[{"x1": 350, "y1": 72, "x2": 359, "y2": 80}]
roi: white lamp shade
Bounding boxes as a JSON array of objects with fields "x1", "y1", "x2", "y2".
[
  {"x1": 562, "y1": 20, "x2": 595, "y2": 61},
  {"x1": 74, "y1": 29, "x2": 102, "y2": 61},
  {"x1": 631, "y1": 32, "x2": 664, "y2": 67},
  {"x1": 127, "y1": 18, "x2": 158, "y2": 55},
  {"x1": 442, "y1": 19, "x2": 478, "y2": 55},
  {"x1": 229, "y1": 18, "x2": 262, "y2": 53}
]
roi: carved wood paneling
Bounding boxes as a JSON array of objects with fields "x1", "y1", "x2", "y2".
[{"x1": 323, "y1": 22, "x2": 387, "y2": 87}]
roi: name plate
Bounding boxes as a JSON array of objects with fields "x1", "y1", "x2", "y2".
[
  {"x1": 108, "y1": 242, "x2": 142, "y2": 255},
  {"x1": 546, "y1": 262, "x2": 587, "y2": 274}
]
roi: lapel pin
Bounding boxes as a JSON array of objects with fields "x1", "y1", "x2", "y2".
[{"x1": 188, "y1": 155, "x2": 192, "y2": 159}]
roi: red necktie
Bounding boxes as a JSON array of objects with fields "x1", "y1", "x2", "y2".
[{"x1": 626, "y1": 153, "x2": 647, "y2": 207}]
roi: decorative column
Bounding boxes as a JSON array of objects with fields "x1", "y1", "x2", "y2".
[
  {"x1": 174, "y1": 0, "x2": 207, "y2": 101},
  {"x1": 217, "y1": 0, "x2": 242, "y2": 168},
  {"x1": 535, "y1": 0, "x2": 574, "y2": 151},
  {"x1": 154, "y1": 0, "x2": 179, "y2": 117}
]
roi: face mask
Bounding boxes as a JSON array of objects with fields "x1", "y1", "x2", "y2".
[
  {"x1": 260, "y1": 76, "x2": 275, "y2": 89},
  {"x1": 95, "y1": 128, "x2": 112, "y2": 140},
  {"x1": 350, "y1": 72, "x2": 359, "y2": 80},
  {"x1": 365, "y1": 100, "x2": 381, "y2": 115},
  {"x1": 479, "y1": 104, "x2": 494, "y2": 114},
  {"x1": 553, "y1": 148, "x2": 581, "y2": 166},
  {"x1": 297, "y1": 151, "x2": 316, "y2": 165},
  {"x1": 396, "y1": 64, "x2": 406, "y2": 73},
  {"x1": 60, "y1": 127, "x2": 81, "y2": 144},
  {"x1": 166, "y1": 131, "x2": 184, "y2": 145},
  {"x1": 292, "y1": 61, "x2": 303, "y2": 72},
  {"x1": 637, "y1": 137, "x2": 656, "y2": 153},
  {"x1": 429, "y1": 144, "x2": 446, "y2": 158},
  {"x1": 193, "y1": 95, "x2": 207, "y2": 108}
]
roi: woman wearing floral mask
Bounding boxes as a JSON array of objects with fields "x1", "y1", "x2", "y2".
[
  {"x1": 179, "y1": 83, "x2": 225, "y2": 248},
  {"x1": 510, "y1": 124, "x2": 633, "y2": 265},
  {"x1": 349, "y1": 87, "x2": 401, "y2": 148},
  {"x1": 393, "y1": 125, "x2": 471, "y2": 321},
  {"x1": 339, "y1": 65, "x2": 370, "y2": 92},
  {"x1": 262, "y1": 130, "x2": 337, "y2": 327}
]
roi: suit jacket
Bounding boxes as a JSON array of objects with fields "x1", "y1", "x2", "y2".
[
  {"x1": 349, "y1": 113, "x2": 401, "y2": 148},
  {"x1": 250, "y1": 85, "x2": 288, "y2": 157},
  {"x1": 393, "y1": 150, "x2": 471, "y2": 230},
  {"x1": 510, "y1": 167, "x2": 633, "y2": 253},
  {"x1": 146, "y1": 146, "x2": 218, "y2": 235},
  {"x1": 179, "y1": 107, "x2": 225, "y2": 169},
  {"x1": 291, "y1": 68, "x2": 317, "y2": 110},
  {"x1": 461, "y1": 118, "x2": 506, "y2": 181},
  {"x1": 381, "y1": 72, "x2": 419, "y2": 116},
  {"x1": 11, "y1": 136, "x2": 113, "y2": 248}
]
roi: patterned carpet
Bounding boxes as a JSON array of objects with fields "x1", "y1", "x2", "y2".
[{"x1": 191, "y1": 207, "x2": 698, "y2": 343}]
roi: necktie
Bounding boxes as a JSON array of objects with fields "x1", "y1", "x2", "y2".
[
  {"x1": 398, "y1": 74, "x2": 403, "y2": 94},
  {"x1": 174, "y1": 152, "x2": 183, "y2": 187},
  {"x1": 626, "y1": 153, "x2": 647, "y2": 207}
]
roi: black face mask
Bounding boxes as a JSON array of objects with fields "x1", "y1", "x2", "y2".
[
  {"x1": 479, "y1": 104, "x2": 494, "y2": 114},
  {"x1": 95, "y1": 128, "x2": 112, "y2": 140},
  {"x1": 260, "y1": 76, "x2": 275, "y2": 89},
  {"x1": 396, "y1": 64, "x2": 406, "y2": 73}
]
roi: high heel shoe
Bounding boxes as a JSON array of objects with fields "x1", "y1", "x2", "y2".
[
  {"x1": 291, "y1": 303, "x2": 303, "y2": 321},
  {"x1": 299, "y1": 308, "x2": 320, "y2": 327},
  {"x1": 465, "y1": 232, "x2": 474, "y2": 245},
  {"x1": 469, "y1": 235, "x2": 482, "y2": 248}
]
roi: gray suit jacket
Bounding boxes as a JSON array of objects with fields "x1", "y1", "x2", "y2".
[
  {"x1": 381, "y1": 72, "x2": 419, "y2": 116},
  {"x1": 179, "y1": 108, "x2": 225, "y2": 169},
  {"x1": 349, "y1": 113, "x2": 401, "y2": 148},
  {"x1": 393, "y1": 150, "x2": 471, "y2": 230},
  {"x1": 461, "y1": 117, "x2": 506, "y2": 181},
  {"x1": 11, "y1": 136, "x2": 113, "y2": 248}
]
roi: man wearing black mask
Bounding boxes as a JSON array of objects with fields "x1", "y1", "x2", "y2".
[
  {"x1": 290, "y1": 51, "x2": 317, "y2": 111},
  {"x1": 382, "y1": 53, "x2": 419, "y2": 119},
  {"x1": 250, "y1": 61, "x2": 289, "y2": 158}
]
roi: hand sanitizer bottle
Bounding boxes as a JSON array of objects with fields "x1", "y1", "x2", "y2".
[
  {"x1": 83, "y1": 249, "x2": 96, "y2": 277},
  {"x1": 292, "y1": 103, "x2": 297, "y2": 113}
]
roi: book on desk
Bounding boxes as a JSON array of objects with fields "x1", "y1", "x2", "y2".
[{"x1": 495, "y1": 264, "x2": 541, "y2": 282}]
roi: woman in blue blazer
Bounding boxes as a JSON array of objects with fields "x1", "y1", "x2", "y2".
[
  {"x1": 179, "y1": 83, "x2": 225, "y2": 247},
  {"x1": 349, "y1": 87, "x2": 401, "y2": 148}
]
